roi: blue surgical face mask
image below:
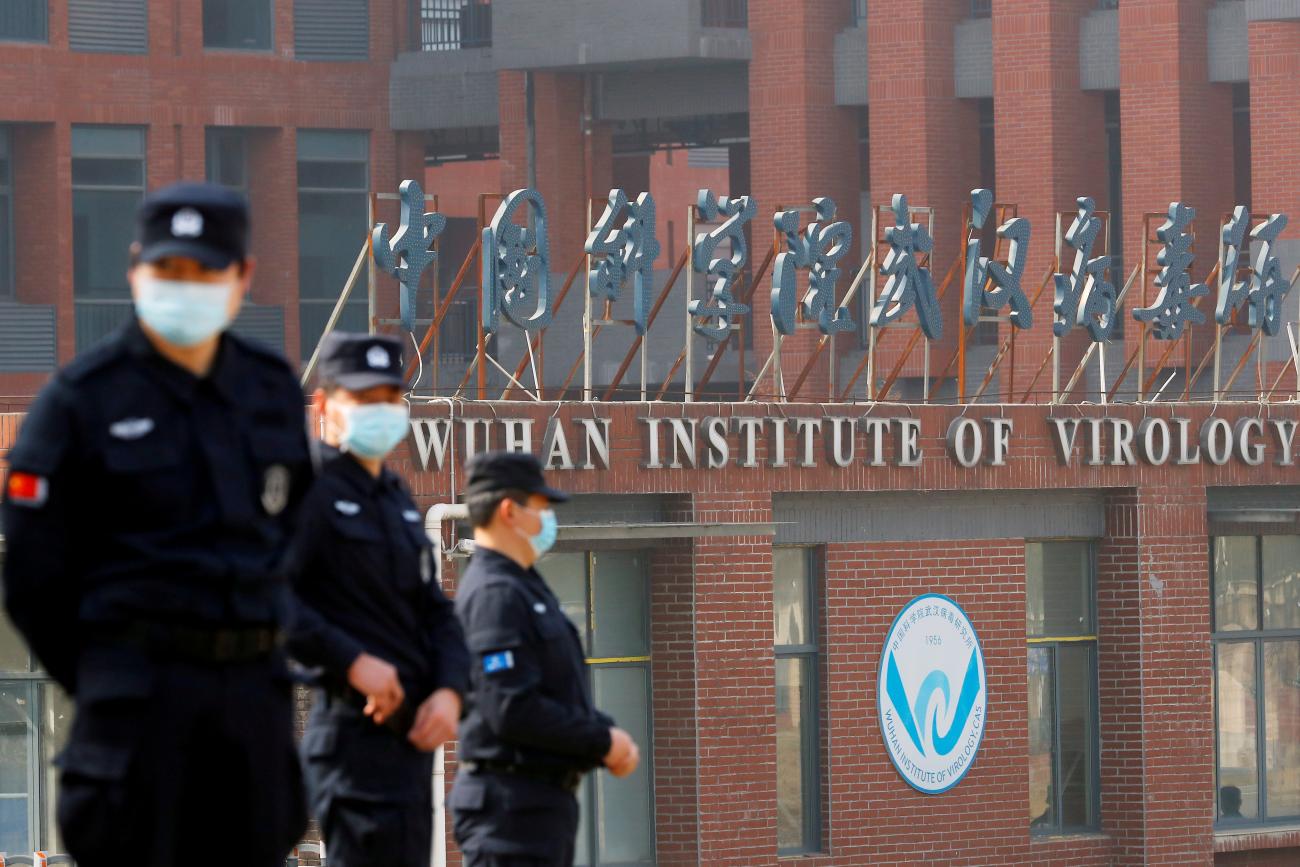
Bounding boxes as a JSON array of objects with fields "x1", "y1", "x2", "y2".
[
  {"x1": 515, "y1": 505, "x2": 558, "y2": 558},
  {"x1": 134, "y1": 277, "x2": 235, "y2": 347},
  {"x1": 339, "y1": 401, "x2": 410, "y2": 459}
]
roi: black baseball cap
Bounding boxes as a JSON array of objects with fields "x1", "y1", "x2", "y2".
[
  {"x1": 318, "y1": 332, "x2": 406, "y2": 391},
  {"x1": 465, "y1": 451, "x2": 570, "y2": 503},
  {"x1": 136, "y1": 181, "x2": 249, "y2": 270}
]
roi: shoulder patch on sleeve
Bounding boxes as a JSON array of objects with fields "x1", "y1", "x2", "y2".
[
  {"x1": 482, "y1": 650, "x2": 515, "y2": 675},
  {"x1": 6, "y1": 472, "x2": 49, "y2": 508}
]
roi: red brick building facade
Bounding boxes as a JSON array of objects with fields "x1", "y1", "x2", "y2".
[{"x1": 2, "y1": 1, "x2": 1300, "y2": 865}]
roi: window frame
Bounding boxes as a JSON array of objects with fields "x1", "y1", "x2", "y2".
[
  {"x1": 1212, "y1": 533, "x2": 1300, "y2": 828},
  {"x1": 774, "y1": 545, "x2": 823, "y2": 856},
  {"x1": 543, "y1": 549, "x2": 657, "y2": 867},
  {"x1": 201, "y1": 0, "x2": 273, "y2": 53},
  {"x1": 205, "y1": 127, "x2": 250, "y2": 194},
  {"x1": 0, "y1": 547, "x2": 70, "y2": 852},
  {"x1": 71, "y1": 125, "x2": 147, "y2": 351},
  {"x1": 1025, "y1": 538, "x2": 1102, "y2": 836}
]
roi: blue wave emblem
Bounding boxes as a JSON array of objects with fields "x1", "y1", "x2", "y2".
[{"x1": 884, "y1": 648, "x2": 982, "y2": 757}]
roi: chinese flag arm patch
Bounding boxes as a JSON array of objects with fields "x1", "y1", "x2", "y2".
[{"x1": 6, "y1": 472, "x2": 49, "y2": 508}]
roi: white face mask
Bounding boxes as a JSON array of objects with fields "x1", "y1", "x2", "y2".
[
  {"x1": 338, "y1": 401, "x2": 410, "y2": 459},
  {"x1": 134, "y1": 277, "x2": 235, "y2": 347}
]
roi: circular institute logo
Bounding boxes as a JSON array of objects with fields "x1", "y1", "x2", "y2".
[{"x1": 878, "y1": 593, "x2": 987, "y2": 794}]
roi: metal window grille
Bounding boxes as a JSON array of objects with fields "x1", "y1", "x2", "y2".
[
  {"x1": 414, "y1": 0, "x2": 492, "y2": 51},
  {"x1": 701, "y1": 0, "x2": 747, "y2": 28}
]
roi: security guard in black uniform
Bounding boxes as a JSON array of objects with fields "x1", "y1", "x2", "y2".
[
  {"x1": 287, "y1": 332, "x2": 469, "y2": 867},
  {"x1": 0, "y1": 181, "x2": 310, "y2": 867},
  {"x1": 449, "y1": 452, "x2": 640, "y2": 867}
]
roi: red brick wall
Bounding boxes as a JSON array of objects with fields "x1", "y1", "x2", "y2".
[
  {"x1": 992, "y1": 0, "x2": 1110, "y2": 397},
  {"x1": 1248, "y1": 19, "x2": 1300, "y2": 239},
  {"x1": 747, "y1": 0, "x2": 862, "y2": 400},
  {"x1": 1118, "y1": 0, "x2": 1235, "y2": 368}
]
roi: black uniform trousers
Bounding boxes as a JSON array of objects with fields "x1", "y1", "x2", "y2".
[
  {"x1": 55, "y1": 644, "x2": 305, "y2": 867},
  {"x1": 300, "y1": 698, "x2": 434, "y2": 867},
  {"x1": 450, "y1": 771, "x2": 579, "y2": 867}
]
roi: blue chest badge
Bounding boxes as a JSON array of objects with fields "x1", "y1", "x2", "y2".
[{"x1": 482, "y1": 650, "x2": 515, "y2": 674}]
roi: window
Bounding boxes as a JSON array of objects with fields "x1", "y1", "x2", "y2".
[
  {"x1": 1026, "y1": 541, "x2": 1099, "y2": 833},
  {"x1": 297, "y1": 129, "x2": 369, "y2": 360},
  {"x1": 415, "y1": 0, "x2": 492, "y2": 52},
  {"x1": 0, "y1": 128, "x2": 12, "y2": 297},
  {"x1": 1213, "y1": 535, "x2": 1300, "y2": 825},
  {"x1": 850, "y1": 0, "x2": 867, "y2": 26},
  {"x1": 542, "y1": 551, "x2": 655, "y2": 866},
  {"x1": 203, "y1": 0, "x2": 271, "y2": 50},
  {"x1": 0, "y1": 548, "x2": 73, "y2": 855},
  {"x1": 206, "y1": 128, "x2": 249, "y2": 193},
  {"x1": 970, "y1": 0, "x2": 992, "y2": 18},
  {"x1": 774, "y1": 547, "x2": 821, "y2": 854},
  {"x1": 72, "y1": 125, "x2": 146, "y2": 352},
  {"x1": 0, "y1": 0, "x2": 48, "y2": 42}
]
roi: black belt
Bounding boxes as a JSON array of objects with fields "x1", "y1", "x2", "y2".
[
  {"x1": 95, "y1": 622, "x2": 280, "y2": 663},
  {"x1": 462, "y1": 759, "x2": 583, "y2": 794}
]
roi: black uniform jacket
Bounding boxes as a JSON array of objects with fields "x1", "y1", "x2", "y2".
[
  {"x1": 0, "y1": 320, "x2": 313, "y2": 692},
  {"x1": 285, "y1": 447, "x2": 469, "y2": 705},
  {"x1": 455, "y1": 547, "x2": 613, "y2": 774}
]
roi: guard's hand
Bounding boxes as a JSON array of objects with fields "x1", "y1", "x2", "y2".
[
  {"x1": 603, "y1": 727, "x2": 640, "y2": 778},
  {"x1": 408, "y1": 688, "x2": 461, "y2": 752},
  {"x1": 347, "y1": 653, "x2": 405, "y2": 725}
]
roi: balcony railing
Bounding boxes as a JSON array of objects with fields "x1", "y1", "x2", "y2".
[
  {"x1": 702, "y1": 0, "x2": 747, "y2": 28},
  {"x1": 410, "y1": 0, "x2": 492, "y2": 52}
]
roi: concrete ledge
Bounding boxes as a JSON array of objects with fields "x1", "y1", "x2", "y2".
[
  {"x1": 1210, "y1": 1, "x2": 1250, "y2": 83},
  {"x1": 1215, "y1": 823, "x2": 1300, "y2": 853},
  {"x1": 1246, "y1": 0, "x2": 1300, "y2": 20},
  {"x1": 954, "y1": 17, "x2": 992, "y2": 99},
  {"x1": 834, "y1": 25, "x2": 868, "y2": 106},
  {"x1": 1079, "y1": 8, "x2": 1119, "y2": 91}
]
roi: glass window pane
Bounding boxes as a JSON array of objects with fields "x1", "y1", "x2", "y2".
[
  {"x1": 591, "y1": 551, "x2": 647, "y2": 659},
  {"x1": 297, "y1": 161, "x2": 368, "y2": 190},
  {"x1": 1263, "y1": 537, "x2": 1300, "y2": 631},
  {"x1": 0, "y1": 682, "x2": 34, "y2": 853},
  {"x1": 776, "y1": 655, "x2": 812, "y2": 851},
  {"x1": 1215, "y1": 537, "x2": 1259, "y2": 632},
  {"x1": 71, "y1": 125, "x2": 144, "y2": 158},
  {"x1": 203, "y1": 0, "x2": 271, "y2": 50},
  {"x1": 593, "y1": 666, "x2": 653, "y2": 863},
  {"x1": 74, "y1": 190, "x2": 140, "y2": 299},
  {"x1": 71, "y1": 157, "x2": 145, "y2": 188},
  {"x1": 1057, "y1": 644, "x2": 1096, "y2": 828},
  {"x1": 1264, "y1": 640, "x2": 1300, "y2": 818},
  {"x1": 541, "y1": 552, "x2": 588, "y2": 653},
  {"x1": 774, "y1": 548, "x2": 811, "y2": 647},
  {"x1": 298, "y1": 129, "x2": 369, "y2": 162},
  {"x1": 206, "y1": 129, "x2": 248, "y2": 190},
  {"x1": 297, "y1": 191, "x2": 369, "y2": 297},
  {"x1": 1026, "y1": 542, "x2": 1093, "y2": 637},
  {"x1": 1028, "y1": 646, "x2": 1055, "y2": 828},
  {"x1": 0, "y1": 0, "x2": 48, "y2": 42},
  {"x1": 1217, "y1": 641, "x2": 1259, "y2": 821}
]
